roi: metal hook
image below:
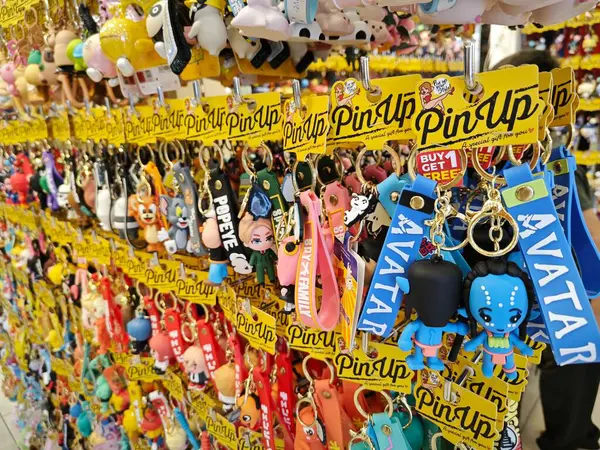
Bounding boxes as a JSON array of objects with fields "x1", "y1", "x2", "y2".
[
  {"x1": 104, "y1": 97, "x2": 112, "y2": 119},
  {"x1": 157, "y1": 86, "x2": 166, "y2": 109},
  {"x1": 464, "y1": 40, "x2": 482, "y2": 94},
  {"x1": 84, "y1": 97, "x2": 91, "y2": 116},
  {"x1": 128, "y1": 93, "x2": 138, "y2": 117},
  {"x1": 65, "y1": 100, "x2": 76, "y2": 116},
  {"x1": 292, "y1": 79, "x2": 302, "y2": 111},
  {"x1": 360, "y1": 56, "x2": 372, "y2": 93},
  {"x1": 192, "y1": 80, "x2": 202, "y2": 107},
  {"x1": 232, "y1": 77, "x2": 243, "y2": 105}
]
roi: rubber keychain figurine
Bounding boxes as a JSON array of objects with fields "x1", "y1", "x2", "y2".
[
  {"x1": 398, "y1": 254, "x2": 468, "y2": 371},
  {"x1": 239, "y1": 179, "x2": 277, "y2": 285},
  {"x1": 462, "y1": 259, "x2": 535, "y2": 380}
]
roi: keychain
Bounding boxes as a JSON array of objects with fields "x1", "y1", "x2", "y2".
[{"x1": 462, "y1": 259, "x2": 535, "y2": 379}]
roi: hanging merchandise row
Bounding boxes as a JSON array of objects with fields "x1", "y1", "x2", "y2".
[{"x1": 1, "y1": 49, "x2": 600, "y2": 450}]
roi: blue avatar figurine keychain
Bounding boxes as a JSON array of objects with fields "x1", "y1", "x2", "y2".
[
  {"x1": 462, "y1": 259, "x2": 535, "y2": 380},
  {"x1": 398, "y1": 255, "x2": 469, "y2": 371}
]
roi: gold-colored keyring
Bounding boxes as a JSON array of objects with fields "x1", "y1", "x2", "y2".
[
  {"x1": 355, "y1": 144, "x2": 402, "y2": 186},
  {"x1": 466, "y1": 208, "x2": 519, "y2": 257},
  {"x1": 315, "y1": 151, "x2": 345, "y2": 186},
  {"x1": 302, "y1": 355, "x2": 335, "y2": 386},
  {"x1": 136, "y1": 144, "x2": 156, "y2": 167},
  {"x1": 507, "y1": 141, "x2": 541, "y2": 168},
  {"x1": 353, "y1": 386, "x2": 394, "y2": 419},
  {"x1": 395, "y1": 394, "x2": 413, "y2": 429},
  {"x1": 158, "y1": 140, "x2": 183, "y2": 170},
  {"x1": 291, "y1": 158, "x2": 317, "y2": 193},
  {"x1": 241, "y1": 142, "x2": 274, "y2": 178},
  {"x1": 429, "y1": 211, "x2": 470, "y2": 252},
  {"x1": 471, "y1": 142, "x2": 540, "y2": 186},
  {"x1": 407, "y1": 146, "x2": 467, "y2": 190},
  {"x1": 564, "y1": 123, "x2": 575, "y2": 152},
  {"x1": 295, "y1": 396, "x2": 319, "y2": 428},
  {"x1": 540, "y1": 129, "x2": 554, "y2": 166},
  {"x1": 197, "y1": 144, "x2": 225, "y2": 172}
]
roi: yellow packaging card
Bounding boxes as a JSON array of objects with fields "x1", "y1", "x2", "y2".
[
  {"x1": 107, "y1": 108, "x2": 126, "y2": 146},
  {"x1": 283, "y1": 95, "x2": 329, "y2": 161},
  {"x1": 334, "y1": 341, "x2": 413, "y2": 393},
  {"x1": 538, "y1": 72, "x2": 554, "y2": 140},
  {"x1": 238, "y1": 427, "x2": 285, "y2": 450},
  {"x1": 50, "y1": 112, "x2": 71, "y2": 141},
  {"x1": 206, "y1": 411, "x2": 237, "y2": 449},
  {"x1": 415, "y1": 370, "x2": 499, "y2": 450},
  {"x1": 495, "y1": 353, "x2": 528, "y2": 402},
  {"x1": 125, "y1": 100, "x2": 184, "y2": 144},
  {"x1": 329, "y1": 74, "x2": 420, "y2": 147},
  {"x1": 550, "y1": 67, "x2": 577, "y2": 127},
  {"x1": 236, "y1": 306, "x2": 277, "y2": 354},
  {"x1": 180, "y1": 47, "x2": 221, "y2": 80},
  {"x1": 286, "y1": 322, "x2": 338, "y2": 360},
  {"x1": 226, "y1": 92, "x2": 282, "y2": 146},
  {"x1": 181, "y1": 96, "x2": 229, "y2": 144},
  {"x1": 172, "y1": 269, "x2": 217, "y2": 305},
  {"x1": 447, "y1": 355, "x2": 508, "y2": 430},
  {"x1": 412, "y1": 66, "x2": 541, "y2": 150},
  {"x1": 72, "y1": 108, "x2": 107, "y2": 142},
  {"x1": 162, "y1": 368, "x2": 185, "y2": 401}
]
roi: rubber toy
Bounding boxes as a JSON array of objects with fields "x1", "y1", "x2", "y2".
[
  {"x1": 398, "y1": 256, "x2": 468, "y2": 371},
  {"x1": 462, "y1": 259, "x2": 534, "y2": 380}
]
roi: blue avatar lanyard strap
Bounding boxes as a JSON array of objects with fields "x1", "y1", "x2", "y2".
[
  {"x1": 549, "y1": 146, "x2": 600, "y2": 297},
  {"x1": 501, "y1": 163, "x2": 600, "y2": 365},
  {"x1": 356, "y1": 175, "x2": 438, "y2": 338}
]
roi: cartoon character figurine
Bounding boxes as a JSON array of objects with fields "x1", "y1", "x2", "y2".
[
  {"x1": 128, "y1": 194, "x2": 163, "y2": 252},
  {"x1": 239, "y1": 213, "x2": 276, "y2": 285},
  {"x1": 462, "y1": 259, "x2": 534, "y2": 380},
  {"x1": 42, "y1": 151, "x2": 64, "y2": 211},
  {"x1": 201, "y1": 208, "x2": 229, "y2": 285},
  {"x1": 158, "y1": 195, "x2": 191, "y2": 254},
  {"x1": 149, "y1": 332, "x2": 174, "y2": 374},
  {"x1": 127, "y1": 309, "x2": 152, "y2": 354},
  {"x1": 398, "y1": 256, "x2": 468, "y2": 371},
  {"x1": 182, "y1": 345, "x2": 209, "y2": 390}
]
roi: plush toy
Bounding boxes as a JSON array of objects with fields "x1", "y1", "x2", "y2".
[
  {"x1": 462, "y1": 259, "x2": 534, "y2": 380},
  {"x1": 188, "y1": 0, "x2": 228, "y2": 56},
  {"x1": 231, "y1": 0, "x2": 291, "y2": 41},
  {"x1": 83, "y1": 34, "x2": 118, "y2": 83}
]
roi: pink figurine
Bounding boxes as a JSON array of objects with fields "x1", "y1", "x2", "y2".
[{"x1": 149, "y1": 332, "x2": 174, "y2": 375}]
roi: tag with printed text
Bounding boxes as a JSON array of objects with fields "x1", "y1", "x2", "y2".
[{"x1": 283, "y1": 95, "x2": 329, "y2": 160}]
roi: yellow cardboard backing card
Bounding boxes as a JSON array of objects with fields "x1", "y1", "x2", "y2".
[
  {"x1": 333, "y1": 341, "x2": 413, "y2": 393},
  {"x1": 206, "y1": 411, "x2": 237, "y2": 450},
  {"x1": 107, "y1": 108, "x2": 126, "y2": 146},
  {"x1": 236, "y1": 306, "x2": 277, "y2": 354},
  {"x1": 72, "y1": 107, "x2": 108, "y2": 142},
  {"x1": 226, "y1": 92, "x2": 282, "y2": 146},
  {"x1": 412, "y1": 66, "x2": 542, "y2": 150},
  {"x1": 50, "y1": 111, "x2": 71, "y2": 141},
  {"x1": 415, "y1": 370, "x2": 499, "y2": 450},
  {"x1": 329, "y1": 75, "x2": 420, "y2": 148},
  {"x1": 285, "y1": 322, "x2": 338, "y2": 360},
  {"x1": 172, "y1": 269, "x2": 217, "y2": 305},
  {"x1": 538, "y1": 72, "x2": 554, "y2": 140},
  {"x1": 282, "y1": 95, "x2": 329, "y2": 160},
  {"x1": 125, "y1": 100, "x2": 185, "y2": 144},
  {"x1": 550, "y1": 67, "x2": 577, "y2": 127},
  {"x1": 181, "y1": 96, "x2": 229, "y2": 144}
]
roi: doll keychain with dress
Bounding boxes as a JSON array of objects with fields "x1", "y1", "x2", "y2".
[{"x1": 462, "y1": 259, "x2": 535, "y2": 380}]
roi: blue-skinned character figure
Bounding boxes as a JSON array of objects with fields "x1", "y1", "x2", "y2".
[
  {"x1": 462, "y1": 259, "x2": 534, "y2": 380},
  {"x1": 398, "y1": 255, "x2": 468, "y2": 372}
]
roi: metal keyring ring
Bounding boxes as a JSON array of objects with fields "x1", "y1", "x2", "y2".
[
  {"x1": 353, "y1": 386, "x2": 394, "y2": 419},
  {"x1": 540, "y1": 129, "x2": 553, "y2": 165},
  {"x1": 197, "y1": 144, "x2": 225, "y2": 172},
  {"x1": 292, "y1": 158, "x2": 317, "y2": 193},
  {"x1": 241, "y1": 143, "x2": 274, "y2": 177},
  {"x1": 136, "y1": 144, "x2": 156, "y2": 167},
  {"x1": 302, "y1": 355, "x2": 335, "y2": 386},
  {"x1": 507, "y1": 141, "x2": 541, "y2": 168},
  {"x1": 429, "y1": 210, "x2": 470, "y2": 252},
  {"x1": 295, "y1": 397, "x2": 319, "y2": 428},
  {"x1": 315, "y1": 151, "x2": 344, "y2": 186},
  {"x1": 466, "y1": 208, "x2": 519, "y2": 257},
  {"x1": 396, "y1": 394, "x2": 413, "y2": 429},
  {"x1": 158, "y1": 140, "x2": 183, "y2": 169},
  {"x1": 471, "y1": 142, "x2": 540, "y2": 186},
  {"x1": 407, "y1": 146, "x2": 467, "y2": 190},
  {"x1": 355, "y1": 145, "x2": 402, "y2": 186}
]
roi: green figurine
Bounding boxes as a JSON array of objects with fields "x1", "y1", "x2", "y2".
[{"x1": 239, "y1": 214, "x2": 277, "y2": 285}]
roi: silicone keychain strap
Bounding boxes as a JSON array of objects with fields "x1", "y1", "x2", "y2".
[
  {"x1": 257, "y1": 168, "x2": 288, "y2": 243},
  {"x1": 357, "y1": 175, "x2": 437, "y2": 338},
  {"x1": 295, "y1": 190, "x2": 340, "y2": 331},
  {"x1": 369, "y1": 412, "x2": 411, "y2": 450},
  {"x1": 549, "y1": 146, "x2": 600, "y2": 297},
  {"x1": 324, "y1": 181, "x2": 350, "y2": 241},
  {"x1": 378, "y1": 173, "x2": 412, "y2": 218},
  {"x1": 284, "y1": 0, "x2": 318, "y2": 24},
  {"x1": 502, "y1": 163, "x2": 600, "y2": 365},
  {"x1": 314, "y1": 379, "x2": 350, "y2": 449}
]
